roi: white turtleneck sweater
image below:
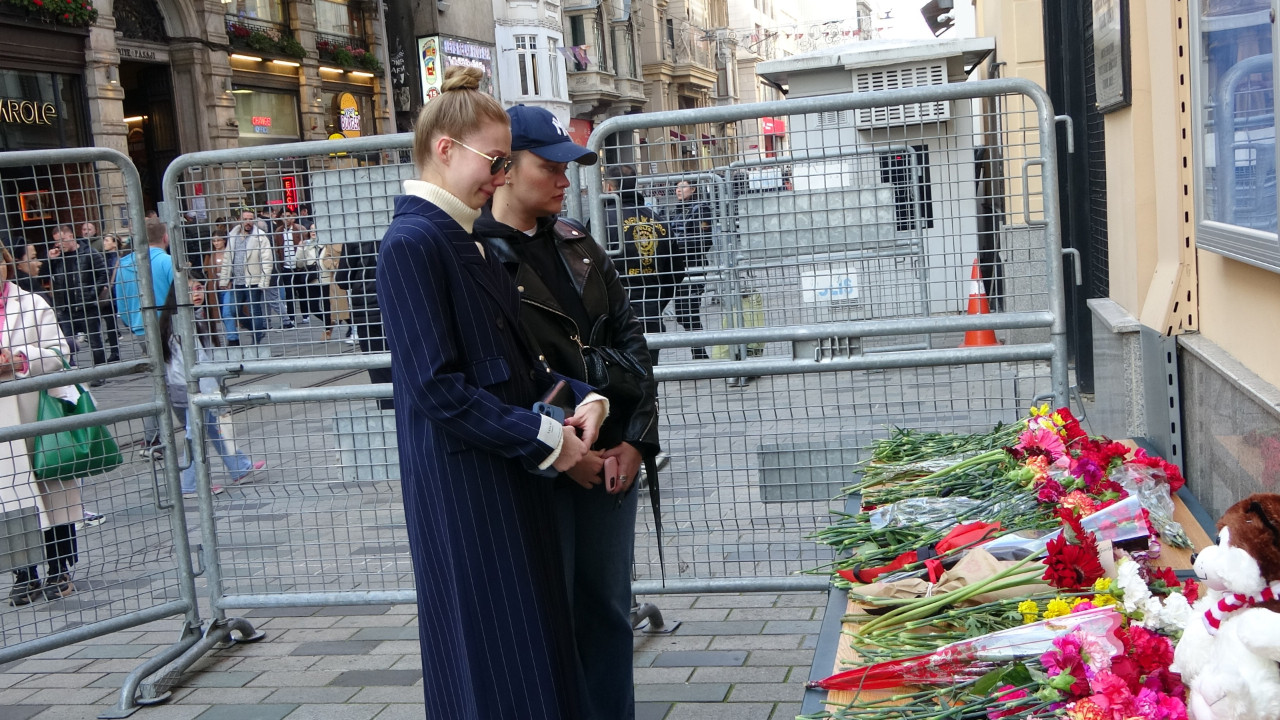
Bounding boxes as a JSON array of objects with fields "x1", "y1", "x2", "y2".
[{"x1": 400, "y1": 179, "x2": 609, "y2": 472}]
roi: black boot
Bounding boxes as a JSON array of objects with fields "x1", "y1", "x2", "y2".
[{"x1": 8, "y1": 567, "x2": 41, "y2": 606}]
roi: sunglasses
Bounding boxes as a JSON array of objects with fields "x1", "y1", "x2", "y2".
[{"x1": 448, "y1": 138, "x2": 514, "y2": 175}]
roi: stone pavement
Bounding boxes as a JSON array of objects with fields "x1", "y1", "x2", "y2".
[{"x1": 0, "y1": 591, "x2": 825, "y2": 720}]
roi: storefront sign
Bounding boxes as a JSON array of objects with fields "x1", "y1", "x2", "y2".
[
  {"x1": 760, "y1": 116, "x2": 786, "y2": 135},
  {"x1": 418, "y1": 35, "x2": 495, "y2": 102},
  {"x1": 337, "y1": 92, "x2": 361, "y2": 137},
  {"x1": 1092, "y1": 0, "x2": 1131, "y2": 113},
  {"x1": 568, "y1": 118, "x2": 592, "y2": 148},
  {"x1": 117, "y1": 43, "x2": 169, "y2": 63},
  {"x1": 251, "y1": 115, "x2": 272, "y2": 134},
  {"x1": 0, "y1": 99, "x2": 57, "y2": 126}
]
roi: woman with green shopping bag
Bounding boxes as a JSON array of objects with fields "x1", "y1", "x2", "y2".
[{"x1": 0, "y1": 241, "x2": 85, "y2": 605}]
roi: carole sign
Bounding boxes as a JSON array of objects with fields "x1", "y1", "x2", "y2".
[{"x1": 0, "y1": 99, "x2": 58, "y2": 126}]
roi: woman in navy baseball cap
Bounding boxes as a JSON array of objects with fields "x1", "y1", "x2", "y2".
[{"x1": 476, "y1": 104, "x2": 659, "y2": 720}]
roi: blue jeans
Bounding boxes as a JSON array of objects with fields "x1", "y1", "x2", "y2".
[
  {"x1": 554, "y1": 480, "x2": 638, "y2": 720},
  {"x1": 180, "y1": 409, "x2": 252, "y2": 493},
  {"x1": 219, "y1": 290, "x2": 238, "y2": 342},
  {"x1": 231, "y1": 286, "x2": 266, "y2": 344}
]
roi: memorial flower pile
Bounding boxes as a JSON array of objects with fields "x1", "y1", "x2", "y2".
[{"x1": 804, "y1": 406, "x2": 1198, "y2": 720}]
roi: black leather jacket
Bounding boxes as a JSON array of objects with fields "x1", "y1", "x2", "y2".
[
  {"x1": 477, "y1": 211, "x2": 660, "y2": 457},
  {"x1": 47, "y1": 241, "x2": 108, "y2": 316},
  {"x1": 336, "y1": 239, "x2": 381, "y2": 315}
]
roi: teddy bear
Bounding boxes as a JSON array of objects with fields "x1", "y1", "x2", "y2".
[{"x1": 1172, "y1": 493, "x2": 1280, "y2": 720}]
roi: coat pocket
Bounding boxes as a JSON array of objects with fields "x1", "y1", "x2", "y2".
[{"x1": 469, "y1": 356, "x2": 511, "y2": 388}]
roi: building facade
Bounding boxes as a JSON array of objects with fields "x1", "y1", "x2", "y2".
[
  {"x1": 491, "y1": 0, "x2": 571, "y2": 122},
  {"x1": 973, "y1": 0, "x2": 1280, "y2": 521},
  {"x1": 558, "y1": 0, "x2": 647, "y2": 151},
  {"x1": 384, "y1": 0, "x2": 497, "y2": 133}
]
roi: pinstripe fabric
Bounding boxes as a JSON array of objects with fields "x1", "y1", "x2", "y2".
[{"x1": 377, "y1": 195, "x2": 585, "y2": 719}]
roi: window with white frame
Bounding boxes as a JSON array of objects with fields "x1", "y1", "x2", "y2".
[
  {"x1": 547, "y1": 37, "x2": 562, "y2": 97},
  {"x1": 516, "y1": 35, "x2": 540, "y2": 96},
  {"x1": 1192, "y1": 0, "x2": 1280, "y2": 272}
]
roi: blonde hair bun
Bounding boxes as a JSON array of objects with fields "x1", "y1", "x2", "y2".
[{"x1": 441, "y1": 66, "x2": 484, "y2": 93}]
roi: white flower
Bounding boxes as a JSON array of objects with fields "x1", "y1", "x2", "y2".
[{"x1": 1117, "y1": 557, "x2": 1152, "y2": 613}]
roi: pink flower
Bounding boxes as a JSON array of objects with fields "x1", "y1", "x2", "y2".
[
  {"x1": 1132, "y1": 687, "x2": 1188, "y2": 720},
  {"x1": 987, "y1": 685, "x2": 1032, "y2": 720},
  {"x1": 1088, "y1": 670, "x2": 1134, "y2": 709},
  {"x1": 1018, "y1": 426, "x2": 1068, "y2": 463}
]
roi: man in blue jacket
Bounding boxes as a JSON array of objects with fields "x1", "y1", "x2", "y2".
[{"x1": 114, "y1": 217, "x2": 174, "y2": 456}]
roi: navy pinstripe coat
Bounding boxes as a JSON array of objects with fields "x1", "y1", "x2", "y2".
[{"x1": 377, "y1": 195, "x2": 587, "y2": 719}]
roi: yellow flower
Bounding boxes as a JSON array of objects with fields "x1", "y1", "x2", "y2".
[
  {"x1": 1043, "y1": 598, "x2": 1072, "y2": 619},
  {"x1": 1093, "y1": 577, "x2": 1113, "y2": 593},
  {"x1": 1017, "y1": 599, "x2": 1039, "y2": 624},
  {"x1": 1030, "y1": 403, "x2": 1051, "y2": 417},
  {"x1": 1092, "y1": 594, "x2": 1118, "y2": 608}
]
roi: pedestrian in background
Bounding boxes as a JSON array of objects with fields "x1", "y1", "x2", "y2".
[
  {"x1": 478, "y1": 103, "x2": 660, "y2": 720},
  {"x1": 602, "y1": 165, "x2": 683, "y2": 363},
  {"x1": 376, "y1": 65, "x2": 601, "y2": 720},
  {"x1": 13, "y1": 242, "x2": 44, "y2": 297},
  {"x1": 46, "y1": 225, "x2": 116, "y2": 378},
  {"x1": 1, "y1": 241, "x2": 83, "y2": 605},
  {"x1": 114, "y1": 217, "x2": 175, "y2": 457},
  {"x1": 669, "y1": 179, "x2": 714, "y2": 359},
  {"x1": 222, "y1": 209, "x2": 271, "y2": 346},
  {"x1": 156, "y1": 272, "x2": 265, "y2": 499}
]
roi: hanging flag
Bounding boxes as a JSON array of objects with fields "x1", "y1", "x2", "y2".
[
  {"x1": 571, "y1": 45, "x2": 590, "y2": 69},
  {"x1": 556, "y1": 46, "x2": 575, "y2": 62}
]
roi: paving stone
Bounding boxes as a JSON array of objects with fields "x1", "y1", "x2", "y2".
[
  {"x1": 762, "y1": 620, "x2": 823, "y2": 635},
  {"x1": 246, "y1": 671, "x2": 342, "y2": 688},
  {"x1": 273, "y1": 628, "x2": 360, "y2": 643},
  {"x1": 651, "y1": 650, "x2": 747, "y2": 667},
  {"x1": 177, "y1": 671, "x2": 260, "y2": 688},
  {"x1": 67, "y1": 644, "x2": 152, "y2": 659},
  {"x1": 263, "y1": 687, "x2": 360, "y2": 704},
  {"x1": 289, "y1": 641, "x2": 382, "y2": 657},
  {"x1": 309, "y1": 655, "x2": 402, "y2": 672},
  {"x1": 313, "y1": 605, "x2": 391, "y2": 616},
  {"x1": 663, "y1": 702, "x2": 775, "y2": 719},
  {"x1": 329, "y1": 670, "x2": 422, "y2": 687},
  {"x1": 181, "y1": 687, "x2": 277, "y2": 705},
  {"x1": 635, "y1": 595, "x2": 697, "y2": 610},
  {"x1": 0, "y1": 706, "x2": 47, "y2": 720},
  {"x1": 727, "y1": 682, "x2": 805, "y2": 702},
  {"x1": 634, "y1": 682, "x2": 730, "y2": 702},
  {"x1": 634, "y1": 666, "x2": 694, "y2": 684},
  {"x1": 4, "y1": 660, "x2": 93, "y2": 674},
  {"x1": 0, "y1": 659, "x2": 22, "y2": 673},
  {"x1": 347, "y1": 627, "x2": 420, "y2": 642},
  {"x1": 744, "y1": 650, "x2": 818, "y2": 667},
  {"x1": 800, "y1": 634, "x2": 818, "y2": 649},
  {"x1": 772, "y1": 702, "x2": 803, "y2": 719},
  {"x1": 0, "y1": 688, "x2": 39, "y2": 704},
  {"x1": 17, "y1": 688, "x2": 114, "y2": 705},
  {"x1": 98, "y1": 704, "x2": 210, "y2": 720},
  {"x1": 774, "y1": 593, "x2": 828, "y2": 607},
  {"x1": 652, "y1": 608, "x2": 730, "y2": 622},
  {"x1": 633, "y1": 651, "x2": 658, "y2": 668},
  {"x1": 384, "y1": 605, "x2": 418, "y2": 615},
  {"x1": 256, "y1": 617, "x2": 341, "y2": 630},
  {"x1": 367, "y1": 641, "x2": 420, "y2": 655},
  {"x1": 370, "y1": 705, "x2": 427, "y2": 720},
  {"x1": 633, "y1": 635, "x2": 713, "y2": 653},
  {"x1": 241, "y1": 607, "x2": 323, "y2": 618},
  {"x1": 15, "y1": 672, "x2": 105, "y2": 689},
  {"x1": 281, "y1": 704, "x2": 384, "y2": 719},
  {"x1": 232, "y1": 656, "x2": 321, "y2": 673},
  {"x1": 193, "y1": 704, "x2": 298, "y2": 720},
  {"x1": 387, "y1": 656, "x2": 422, "y2": 671},
  {"x1": 336, "y1": 615, "x2": 414, "y2": 628},
  {"x1": 88, "y1": 672, "x2": 131, "y2": 688},
  {"x1": 708, "y1": 635, "x2": 804, "y2": 651},
  {"x1": 675, "y1": 620, "x2": 766, "y2": 636},
  {"x1": 690, "y1": 665, "x2": 790, "y2": 683},
  {"x1": 635, "y1": 702, "x2": 672, "y2": 720},
  {"x1": 726, "y1": 607, "x2": 816, "y2": 621},
  {"x1": 347, "y1": 686, "x2": 423, "y2": 703},
  {"x1": 691, "y1": 594, "x2": 779, "y2": 609}
]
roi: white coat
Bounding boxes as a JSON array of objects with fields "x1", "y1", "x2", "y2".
[
  {"x1": 222, "y1": 225, "x2": 274, "y2": 289},
  {"x1": 1, "y1": 282, "x2": 84, "y2": 528}
]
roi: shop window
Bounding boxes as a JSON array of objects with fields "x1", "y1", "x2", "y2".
[
  {"x1": 0, "y1": 69, "x2": 88, "y2": 151},
  {"x1": 1192, "y1": 0, "x2": 1280, "y2": 272},
  {"x1": 226, "y1": 0, "x2": 286, "y2": 26},
  {"x1": 316, "y1": 0, "x2": 362, "y2": 38},
  {"x1": 879, "y1": 145, "x2": 934, "y2": 232},
  {"x1": 232, "y1": 86, "x2": 301, "y2": 147},
  {"x1": 515, "y1": 35, "x2": 540, "y2": 96},
  {"x1": 322, "y1": 90, "x2": 373, "y2": 138},
  {"x1": 568, "y1": 16, "x2": 588, "y2": 71}
]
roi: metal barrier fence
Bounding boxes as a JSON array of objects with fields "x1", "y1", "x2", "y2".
[
  {"x1": 584, "y1": 77, "x2": 1069, "y2": 592},
  {"x1": 154, "y1": 77, "x2": 1066, "y2": 624},
  {"x1": 0, "y1": 147, "x2": 222, "y2": 718}
]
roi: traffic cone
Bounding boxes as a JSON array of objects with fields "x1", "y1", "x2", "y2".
[{"x1": 959, "y1": 258, "x2": 999, "y2": 348}]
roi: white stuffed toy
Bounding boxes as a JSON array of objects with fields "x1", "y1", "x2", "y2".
[{"x1": 1173, "y1": 493, "x2": 1280, "y2": 720}]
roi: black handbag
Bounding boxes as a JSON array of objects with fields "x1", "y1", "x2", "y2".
[{"x1": 581, "y1": 315, "x2": 646, "y2": 410}]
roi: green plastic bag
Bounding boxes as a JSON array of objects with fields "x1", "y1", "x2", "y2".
[{"x1": 30, "y1": 374, "x2": 123, "y2": 483}]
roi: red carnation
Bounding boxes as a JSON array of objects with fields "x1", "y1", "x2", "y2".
[
  {"x1": 1182, "y1": 578, "x2": 1200, "y2": 604},
  {"x1": 1043, "y1": 536, "x2": 1105, "y2": 589},
  {"x1": 34, "y1": 0, "x2": 42, "y2": 6},
  {"x1": 1057, "y1": 406, "x2": 1089, "y2": 445}
]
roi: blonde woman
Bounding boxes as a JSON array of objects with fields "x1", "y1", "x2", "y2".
[{"x1": 376, "y1": 66, "x2": 605, "y2": 719}]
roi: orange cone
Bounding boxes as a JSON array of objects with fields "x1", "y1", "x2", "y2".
[{"x1": 959, "y1": 258, "x2": 999, "y2": 348}]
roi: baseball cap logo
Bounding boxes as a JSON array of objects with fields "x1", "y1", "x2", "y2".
[{"x1": 550, "y1": 116, "x2": 568, "y2": 138}]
